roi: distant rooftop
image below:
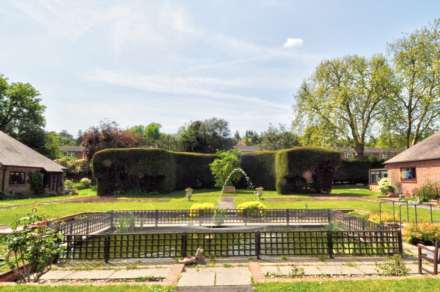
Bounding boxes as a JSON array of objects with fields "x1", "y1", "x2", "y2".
[
  {"x1": 385, "y1": 132, "x2": 440, "y2": 164},
  {"x1": 60, "y1": 145, "x2": 85, "y2": 152}
]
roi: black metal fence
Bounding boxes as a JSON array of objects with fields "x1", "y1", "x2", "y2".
[
  {"x1": 379, "y1": 200, "x2": 440, "y2": 224},
  {"x1": 54, "y1": 209, "x2": 402, "y2": 261}
]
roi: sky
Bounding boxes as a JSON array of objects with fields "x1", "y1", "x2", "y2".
[{"x1": 0, "y1": 0, "x2": 439, "y2": 136}]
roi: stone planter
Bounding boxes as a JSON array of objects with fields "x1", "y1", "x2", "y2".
[{"x1": 223, "y1": 186, "x2": 236, "y2": 194}]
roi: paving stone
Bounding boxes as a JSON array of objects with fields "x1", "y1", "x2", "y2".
[
  {"x1": 109, "y1": 268, "x2": 169, "y2": 279},
  {"x1": 215, "y1": 267, "x2": 251, "y2": 286},
  {"x1": 178, "y1": 269, "x2": 216, "y2": 287},
  {"x1": 40, "y1": 270, "x2": 75, "y2": 280},
  {"x1": 64, "y1": 270, "x2": 115, "y2": 280}
]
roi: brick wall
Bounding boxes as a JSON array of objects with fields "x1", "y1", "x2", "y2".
[{"x1": 386, "y1": 159, "x2": 440, "y2": 196}]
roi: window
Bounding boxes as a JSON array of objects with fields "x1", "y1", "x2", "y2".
[
  {"x1": 401, "y1": 167, "x2": 416, "y2": 181},
  {"x1": 9, "y1": 172, "x2": 26, "y2": 185}
]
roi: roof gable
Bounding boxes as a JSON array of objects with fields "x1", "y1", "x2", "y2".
[
  {"x1": 385, "y1": 132, "x2": 440, "y2": 164},
  {"x1": 0, "y1": 131, "x2": 64, "y2": 172}
]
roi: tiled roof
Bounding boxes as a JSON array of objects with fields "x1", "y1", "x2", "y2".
[{"x1": 385, "y1": 132, "x2": 440, "y2": 164}]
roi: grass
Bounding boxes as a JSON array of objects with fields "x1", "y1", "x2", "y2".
[
  {"x1": 0, "y1": 285, "x2": 173, "y2": 292},
  {"x1": 254, "y1": 278, "x2": 440, "y2": 292}
]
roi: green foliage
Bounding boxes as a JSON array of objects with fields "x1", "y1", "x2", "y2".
[
  {"x1": 93, "y1": 148, "x2": 176, "y2": 195},
  {"x1": 55, "y1": 156, "x2": 88, "y2": 177},
  {"x1": 237, "y1": 201, "x2": 266, "y2": 216},
  {"x1": 174, "y1": 152, "x2": 216, "y2": 189},
  {"x1": 115, "y1": 214, "x2": 135, "y2": 233},
  {"x1": 240, "y1": 151, "x2": 276, "y2": 189},
  {"x1": 375, "y1": 255, "x2": 408, "y2": 276},
  {"x1": 378, "y1": 178, "x2": 394, "y2": 195},
  {"x1": 334, "y1": 160, "x2": 381, "y2": 184},
  {"x1": 28, "y1": 172, "x2": 45, "y2": 195},
  {"x1": 403, "y1": 223, "x2": 440, "y2": 245},
  {"x1": 64, "y1": 179, "x2": 78, "y2": 195},
  {"x1": 415, "y1": 181, "x2": 440, "y2": 202},
  {"x1": 275, "y1": 147, "x2": 340, "y2": 194},
  {"x1": 6, "y1": 212, "x2": 65, "y2": 282},
  {"x1": 243, "y1": 130, "x2": 261, "y2": 146},
  {"x1": 79, "y1": 177, "x2": 92, "y2": 189},
  {"x1": 259, "y1": 124, "x2": 299, "y2": 150},
  {"x1": 209, "y1": 150, "x2": 241, "y2": 187},
  {"x1": 189, "y1": 202, "x2": 215, "y2": 217},
  {"x1": 178, "y1": 118, "x2": 234, "y2": 153},
  {"x1": 294, "y1": 55, "x2": 396, "y2": 158}
]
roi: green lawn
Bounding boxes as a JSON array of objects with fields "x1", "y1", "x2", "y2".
[
  {"x1": 255, "y1": 278, "x2": 440, "y2": 292},
  {"x1": 0, "y1": 285, "x2": 172, "y2": 292}
]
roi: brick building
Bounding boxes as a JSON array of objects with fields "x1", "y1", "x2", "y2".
[{"x1": 385, "y1": 132, "x2": 440, "y2": 196}]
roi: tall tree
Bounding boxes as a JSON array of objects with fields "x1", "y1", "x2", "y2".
[
  {"x1": 260, "y1": 124, "x2": 300, "y2": 150},
  {"x1": 243, "y1": 130, "x2": 261, "y2": 146},
  {"x1": 178, "y1": 118, "x2": 233, "y2": 153},
  {"x1": 387, "y1": 19, "x2": 440, "y2": 147},
  {"x1": 0, "y1": 74, "x2": 46, "y2": 149},
  {"x1": 294, "y1": 55, "x2": 396, "y2": 158}
]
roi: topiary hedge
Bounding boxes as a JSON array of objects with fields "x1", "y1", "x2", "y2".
[
  {"x1": 93, "y1": 148, "x2": 176, "y2": 195},
  {"x1": 275, "y1": 147, "x2": 340, "y2": 194},
  {"x1": 240, "y1": 151, "x2": 276, "y2": 189},
  {"x1": 93, "y1": 147, "x2": 341, "y2": 196},
  {"x1": 334, "y1": 160, "x2": 383, "y2": 184}
]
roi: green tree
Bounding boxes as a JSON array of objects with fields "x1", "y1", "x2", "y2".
[
  {"x1": 260, "y1": 124, "x2": 300, "y2": 150},
  {"x1": 178, "y1": 118, "x2": 233, "y2": 153},
  {"x1": 387, "y1": 19, "x2": 440, "y2": 148},
  {"x1": 294, "y1": 55, "x2": 397, "y2": 158},
  {"x1": 243, "y1": 130, "x2": 261, "y2": 146},
  {"x1": 209, "y1": 149, "x2": 241, "y2": 187},
  {"x1": 0, "y1": 74, "x2": 47, "y2": 151},
  {"x1": 58, "y1": 130, "x2": 76, "y2": 146}
]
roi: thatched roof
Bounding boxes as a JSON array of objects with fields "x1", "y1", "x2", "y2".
[
  {"x1": 385, "y1": 132, "x2": 440, "y2": 164},
  {"x1": 0, "y1": 131, "x2": 64, "y2": 172}
]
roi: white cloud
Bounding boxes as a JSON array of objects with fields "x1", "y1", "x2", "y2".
[{"x1": 283, "y1": 37, "x2": 304, "y2": 48}]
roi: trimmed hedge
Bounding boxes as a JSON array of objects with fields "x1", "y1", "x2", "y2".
[
  {"x1": 240, "y1": 151, "x2": 276, "y2": 189},
  {"x1": 334, "y1": 160, "x2": 383, "y2": 184},
  {"x1": 93, "y1": 147, "x2": 340, "y2": 196},
  {"x1": 275, "y1": 147, "x2": 340, "y2": 194}
]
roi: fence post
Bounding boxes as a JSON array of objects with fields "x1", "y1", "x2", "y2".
[
  {"x1": 399, "y1": 205, "x2": 402, "y2": 226},
  {"x1": 430, "y1": 204, "x2": 433, "y2": 223},
  {"x1": 392, "y1": 201, "x2": 396, "y2": 223},
  {"x1": 110, "y1": 211, "x2": 114, "y2": 230},
  {"x1": 327, "y1": 209, "x2": 332, "y2": 225},
  {"x1": 104, "y1": 235, "x2": 110, "y2": 263},
  {"x1": 414, "y1": 205, "x2": 418, "y2": 225},
  {"x1": 86, "y1": 218, "x2": 90, "y2": 234},
  {"x1": 255, "y1": 232, "x2": 261, "y2": 259},
  {"x1": 286, "y1": 209, "x2": 290, "y2": 225},
  {"x1": 327, "y1": 230, "x2": 334, "y2": 259},
  {"x1": 379, "y1": 202, "x2": 382, "y2": 223},
  {"x1": 397, "y1": 230, "x2": 403, "y2": 256},
  {"x1": 244, "y1": 209, "x2": 248, "y2": 226},
  {"x1": 155, "y1": 210, "x2": 159, "y2": 227},
  {"x1": 406, "y1": 201, "x2": 409, "y2": 223},
  {"x1": 181, "y1": 233, "x2": 188, "y2": 257}
]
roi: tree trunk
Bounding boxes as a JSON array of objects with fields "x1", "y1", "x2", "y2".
[{"x1": 354, "y1": 143, "x2": 365, "y2": 159}]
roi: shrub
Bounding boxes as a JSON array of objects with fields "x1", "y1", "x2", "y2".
[
  {"x1": 174, "y1": 152, "x2": 215, "y2": 189},
  {"x1": 334, "y1": 160, "x2": 382, "y2": 184},
  {"x1": 415, "y1": 181, "x2": 440, "y2": 202},
  {"x1": 6, "y1": 212, "x2": 65, "y2": 282},
  {"x1": 378, "y1": 178, "x2": 395, "y2": 196},
  {"x1": 237, "y1": 201, "x2": 266, "y2": 217},
  {"x1": 240, "y1": 151, "x2": 276, "y2": 189},
  {"x1": 64, "y1": 179, "x2": 78, "y2": 195},
  {"x1": 376, "y1": 255, "x2": 408, "y2": 276},
  {"x1": 403, "y1": 223, "x2": 440, "y2": 245},
  {"x1": 79, "y1": 177, "x2": 92, "y2": 189},
  {"x1": 28, "y1": 172, "x2": 45, "y2": 195},
  {"x1": 209, "y1": 150, "x2": 241, "y2": 187},
  {"x1": 189, "y1": 203, "x2": 216, "y2": 217},
  {"x1": 368, "y1": 212, "x2": 394, "y2": 224},
  {"x1": 275, "y1": 147, "x2": 340, "y2": 194}
]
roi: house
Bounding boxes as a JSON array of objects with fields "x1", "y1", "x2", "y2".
[
  {"x1": 340, "y1": 147, "x2": 399, "y2": 161},
  {"x1": 0, "y1": 131, "x2": 64, "y2": 195},
  {"x1": 60, "y1": 145, "x2": 85, "y2": 159},
  {"x1": 385, "y1": 132, "x2": 440, "y2": 196}
]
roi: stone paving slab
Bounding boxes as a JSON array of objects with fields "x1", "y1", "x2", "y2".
[
  {"x1": 63, "y1": 270, "x2": 116, "y2": 280},
  {"x1": 215, "y1": 267, "x2": 251, "y2": 286},
  {"x1": 109, "y1": 268, "x2": 169, "y2": 279},
  {"x1": 40, "y1": 270, "x2": 75, "y2": 280},
  {"x1": 178, "y1": 269, "x2": 216, "y2": 287}
]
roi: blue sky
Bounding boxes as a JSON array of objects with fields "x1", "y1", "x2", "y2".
[{"x1": 0, "y1": 0, "x2": 439, "y2": 135}]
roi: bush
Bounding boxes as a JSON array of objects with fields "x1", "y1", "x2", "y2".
[
  {"x1": 6, "y1": 212, "x2": 65, "y2": 282},
  {"x1": 209, "y1": 150, "x2": 241, "y2": 187},
  {"x1": 403, "y1": 223, "x2": 440, "y2": 245},
  {"x1": 376, "y1": 255, "x2": 408, "y2": 276},
  {"x1": 174, "y1": 152, "x2": 215, "y2": 189},
  {"x1": 240, "y1": 151, "x2": 276, "y2": 189},
  {"x1": 64, "y1": 179, "x2": 78, "y2": 195},
  {"x1": 189, "y1": 203, "x2": 216, "y2": 217},
  {"x1": 415, "y1": 181, "x2": 440, "y2": 202},
  {"x1": 378, "y1": 178, "x2": 395, "y2": 196},
  {"x1": 334, "y1": 160, "x2": 382, "y2": 184},
  {"x1": 275, "y1": 147, "x2": 340, "y2": 194},
  {"x1": 368, "y1": 212, "x2": 394, "y2": 224},
  {"x1": 79, "y1": 177, "x2": 92, "y2": 189},
  {"x1": 237, "y1": 201, "x2": 266, "y2": 217},
  {"x1": 28, "y1": 172, "x2": 45, "y2": 195}
]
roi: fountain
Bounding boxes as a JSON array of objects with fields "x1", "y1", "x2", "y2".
[{"x1": 222, "y1": 168, "x2": 255, "y2": 194}]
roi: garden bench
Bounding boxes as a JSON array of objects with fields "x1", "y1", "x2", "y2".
[{"x1": 418, "y1": 242, "x2": 439, "y2": 274}]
